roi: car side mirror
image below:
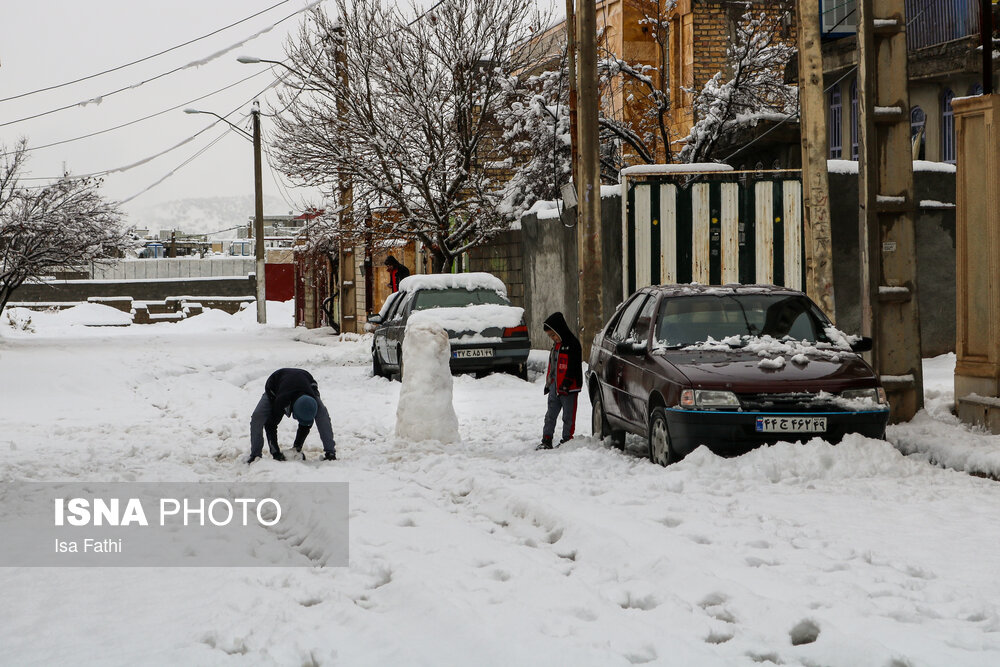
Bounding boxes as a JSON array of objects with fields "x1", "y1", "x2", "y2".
[
  {"x1": 851, "y1": 336, "x2": 873, "y2": 353},
  {"x1": 368, "y1": 314, "x2": 383, "y2": 325},
  {"x1": 615, "y1": 340, "x2": 646, "y2": 355}
]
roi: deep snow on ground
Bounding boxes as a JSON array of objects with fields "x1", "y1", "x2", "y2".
[{"x1": 2, "y1": 307, "x2": 1000, "y2": 666}]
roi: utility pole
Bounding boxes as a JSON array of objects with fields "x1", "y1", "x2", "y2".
[
  {"x1": 251, "y1": 100, "x2": 267, "y2": 324},
  {"x1": 575, "y1": 0, "x2": 603, "y2": 357},
  {"x1": 565, "y1": 0, "x2": 579, "y2": 192},
  {"x1": 334, "y1": 25, "x2": 357, "y2": 333},
  {"x1": 794, "y1": 0, "x2": 836, "y2": 320},
  {"x1": 982, "y1": 0, "x2": 994, "y2": 95},
  {"x1": 857, "y1": 0, "x2": 923, "y2": 422}
]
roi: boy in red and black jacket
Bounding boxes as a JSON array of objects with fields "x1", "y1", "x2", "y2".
[{"x1": 537, "y1": 311, "x2": 583, "y2": 450}]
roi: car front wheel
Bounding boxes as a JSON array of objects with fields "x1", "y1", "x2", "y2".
[
  {"x1": 648, "y1": 407, "x2": 675, "y2": 466},
  {"x1": 592, "y1": 388, "x2": 625, "y2": 450}
]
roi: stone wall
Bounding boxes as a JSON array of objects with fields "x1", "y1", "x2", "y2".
[
  {"x1": 520, "y1": 196, "x2": 624, "y2": 347},
  {"x1": 12, "y1": 276, "x2": 256, "y2": 304},
  {"x1": 827, "y1": 167, "x2": 956, "y2": 357}
]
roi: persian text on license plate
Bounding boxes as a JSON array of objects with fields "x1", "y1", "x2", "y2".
[
  {"x1": 755, "y1": 416, "x2": 827, "y2": 433},
  {"x1": 453, "y1": 348, "x2": 494, "y2": 359}
]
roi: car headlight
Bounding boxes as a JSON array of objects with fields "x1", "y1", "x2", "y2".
[
  {"x1": 840, "y1": 388, "x2": 887, "y2": 404},
  {"x1": 680, "y1": 389, "x2": 741, "y2": 409}
]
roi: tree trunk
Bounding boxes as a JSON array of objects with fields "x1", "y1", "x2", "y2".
[{"x1": 431, "y1": 248, "x2": 454, "y2": 274}]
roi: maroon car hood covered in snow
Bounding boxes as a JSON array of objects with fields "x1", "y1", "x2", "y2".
[{"x1": 661, "y1": 350, "x2": 878, "y2": 394}]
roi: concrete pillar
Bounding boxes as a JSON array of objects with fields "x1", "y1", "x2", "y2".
[{"x1": 953, "y1": 94, "x2": 1000, "y2": 430}]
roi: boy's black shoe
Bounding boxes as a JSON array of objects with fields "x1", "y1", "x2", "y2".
[
  {"x1": 271, "y1": 450, "x2": 286, "y2": 462},
  {"x1": 293, "y1": 447, "x2": 306, "y2": 461},
  {"x1": 536, "y1": 436, "x2": 553, "y2": 450},
  {"x1": 557, "y1": 436, "x2": 573, "y2": 447},
  {"x1": 323, "y1": 451, "x2": 337, "y2": 461},
  {"x1": 246, "y1": 454, "x2": 261, "y2": 465}
]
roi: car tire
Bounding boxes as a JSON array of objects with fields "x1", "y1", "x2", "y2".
[
  {"x1": 592, "y1": 389, "x2": 626, "y2": 450},
  {"x1": 372, "y1": 354, "x2": 386, "y2": 379},
  {"x1": 396, "y1": 357, "x2": 404, "y2": 383},
  {"x1": 515, "y1": 363, "x2": 529, "y2": 382},
  {"x1": 647, "y1": 407, "x2": 675, "y2": 466}
]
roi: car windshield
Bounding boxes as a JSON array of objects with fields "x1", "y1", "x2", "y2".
[
  {"x1": 655, "y1": 294, "x2": 830, "y2": 346},
  {"x1": 412, "y1": 288, "x2": 509, "y2": 311}
]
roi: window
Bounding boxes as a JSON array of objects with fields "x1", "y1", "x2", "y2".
[
  {"x1": 941, "y1": 90, "x2": 956, "y2": 164},
  {"x1": 850, "y1": 79, "x2": 859, "y2": 160},
  {"x1": 412, "y1": 288, "x2": 508, "y2": 311},
  {"x1": 821, "y1": 0, "x2": 857, "y2": 34},
  {"x1": 829, "y1": 85, "x2": 842, "y2": 159},
  {"x1": 970, "y1": 83, "x2": 984, "y2": 96},
  {"x1": 628, "y1": 296, "x2": 659, "y2": 344},
  {"x1": 910, "y1": 106, "x2": 926, "y2": 160},
  {"x1": 610, "y1": 294, "x2": 649, "y2": 342},
  {"x1": 655, "y1": 294, "x2": 828, "y2": 346}
]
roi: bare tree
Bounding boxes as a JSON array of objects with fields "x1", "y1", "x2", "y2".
[
  {"x1": 271, "y1": 0, "x2": 547, "y2": 273},
  {"x1": 598, "y1": 0, "x2": 676, "y2": 172},
  {"x1": 679, "y1": 7, "x2": 797, "y2": 163},
  {"x1": 496, "y1": 58, "x2": 572, "y2": 220},
  {"x1": 0, "y1": 140, "x2": 132, "y2": 312}
]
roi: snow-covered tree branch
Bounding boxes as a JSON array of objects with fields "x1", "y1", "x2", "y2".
[
  {"x1": 270, "y1": 0, "x2": 548, "y2": 272},
  {"x1": 679, "y1": 7, "x2": 797, "y2": 164},
  {"x1": 0, "y1": 141, "x2": 132, "y2": 312}
]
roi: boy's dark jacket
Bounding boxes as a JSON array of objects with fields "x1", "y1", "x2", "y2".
[
  {"x1": 543, "y1": 312, "x2": 583, "y2": 396},
  {"x1": 264, "y1": 368, "x2": 321, "y2": 426}
]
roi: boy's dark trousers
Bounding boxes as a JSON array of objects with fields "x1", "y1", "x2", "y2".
[{"x1": 543, "y1": 382, "x2": 578, "y2": 442}]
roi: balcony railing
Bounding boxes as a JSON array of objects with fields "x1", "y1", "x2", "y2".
[{"x1": 904, "y1": 0, "x2": 981, "y2": 51}]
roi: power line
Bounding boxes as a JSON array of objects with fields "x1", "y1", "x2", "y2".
[
  {"x1": 0, "y1": 68, "x2": 273, "y2": 158},
  {"x1": 0, "y1": 1, "x2": 320, "y2": 129},
  {"x1": 0, "y1": 0, "x2": 299, "y2": 104}
]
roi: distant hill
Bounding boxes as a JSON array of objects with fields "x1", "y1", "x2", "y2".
[{"x1": 123, "y1": 195, "x2": 292, "y2": 237}]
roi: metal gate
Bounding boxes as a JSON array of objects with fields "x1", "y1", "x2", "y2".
[{"x1": 622, "y1": 168, "x2": 805, "y2": 295}]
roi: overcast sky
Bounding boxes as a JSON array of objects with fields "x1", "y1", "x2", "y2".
[{"x1": 0, "y1": 0, "x2": 327, "y2": 218}]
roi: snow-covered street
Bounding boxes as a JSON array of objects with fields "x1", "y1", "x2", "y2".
[{"x1": 2, "y1": 306, "x2": 1000, "y2": 666}]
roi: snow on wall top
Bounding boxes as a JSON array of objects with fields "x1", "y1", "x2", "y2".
[
  {"x1": 408, "y1": 304, "x2": 524, "y2": 332},
  {"x1": 827, "y1": 159, "x2": 957, "y2": 175},
  {"x1": 399, "y1": 272, "x2": 507, "y2": 295},
  {"x1": 621, "y1": 163, "x2": 734, "y2": 176}
]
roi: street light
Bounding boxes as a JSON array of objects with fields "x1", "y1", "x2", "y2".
[{"x1": 184, "y1": 105, "x2": 267, "y2": 324}]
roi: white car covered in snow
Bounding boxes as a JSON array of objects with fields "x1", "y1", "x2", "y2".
[{"x1": 368, "y1": 272, "x2": 531, "y2": 380}]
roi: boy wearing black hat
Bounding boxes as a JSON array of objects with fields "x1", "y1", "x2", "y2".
[
  {"x1": 537, "y1": 312, "x2": 583, "y2": 450},
  {"x1": 248, "y1": 368, "x2": 337, "y2": 463}
]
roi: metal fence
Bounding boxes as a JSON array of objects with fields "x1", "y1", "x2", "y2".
[
  {"x1": 622, "y1": 170, "x2": 804, "y2": 295},
  {"x1": 905, "y1": 0, "x2": 981, "y2": 51}
]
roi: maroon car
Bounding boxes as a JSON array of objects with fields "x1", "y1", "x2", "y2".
[{"x1": 588, "y1": 284, "x2": 890, "y2": 465}]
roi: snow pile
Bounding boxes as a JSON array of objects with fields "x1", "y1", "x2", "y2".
[
  {"x1": 409, "y1": 304, "x2": 524, "y2": 336},
  {"x1": 889, "y1": 353, "x2": 1000, "y2": 478},
  {"x1": 398, "y1": 272, "x2": 507, "y2": 296},
  {"x1": 757, "y1": 356, "x2": 785, "y2": 370},
  {"x1": 395, "y1": 321, "x2": 460, "y2": 443},
  {"x1": 0, "y1": 303, "x2": 131, "y2": 335},
  {"x1": 681, "y1": 333, "x2": 855, "y2": 363},
  {"x1": 526, "y1": 198, "x2": 563, "y2": 220}
]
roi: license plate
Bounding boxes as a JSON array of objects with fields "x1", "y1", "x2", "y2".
[
  {"x1": 755, "y1": 416, "x2": 827, "y2": 433},
  {"x1": 453, "y1": 348, "x2": 494, "y2": 359}
]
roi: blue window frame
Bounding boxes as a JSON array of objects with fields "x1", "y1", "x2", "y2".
[
  {"x1": 942, "y1": 89, "x2": 955, "y2": 164},
  {"x1": 910, "y1": 106, "x2": 926, "y2": 160},
  {"x1": 850, "y1": 79, "x2": 859, "y2": 160},
  {"x1": 829, "y1": 85, "x2": 842, "y2": 159}
]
